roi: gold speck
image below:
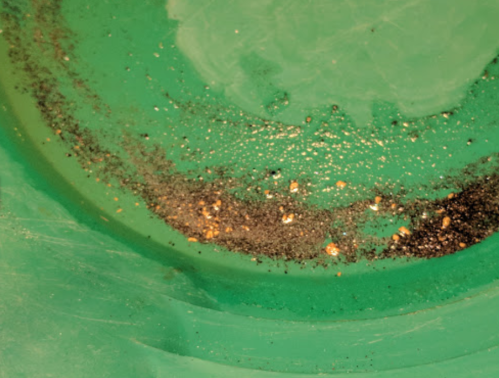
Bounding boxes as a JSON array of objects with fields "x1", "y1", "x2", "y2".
[
  {"x1": 447, "y1": 193, "x2": 455, "y2": 199},
  {"x1": 392, "y1": 234, "x2": 400, "y2": 241},
  {"x1": 187, "y1": 237, "x2": 198, "y2": 242},
  {"x1": 213, "y1": 199, "x2": 222, "y2": 210},
  {"x1": 326, "y1": 243, "x2": 340, "y2": 256},
  {"x1": 398, "y1": 226, "x2": 411, "y2": 236},
  {"x1": 116, "y1": 208, "x2": 122, "y2": 213},
  {"x1": 375, "y1": 196, "x2": 382, "y2": 204},
  {"x1": 459, "y1": 242, "x2": 466, "y2": 248},
  {"x1": 282, "y1": 213, "x2": 295, "y2": 224},
  {"x1": 442, "y1": 216, "x2": 451, "y2": 229},
  {"x1": 289, "y1": 181, "x2": 299, "y2": 193},
  {"x1": 337, "y1": 272, "x2": 342, "y2": 277},
  {"x1": 336, "y1": 180, "x2": 347, "y2": 189}
]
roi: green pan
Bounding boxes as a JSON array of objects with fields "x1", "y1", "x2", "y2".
[{"x1": 2, "y1": 1, "x2": 499, "y2": 376}]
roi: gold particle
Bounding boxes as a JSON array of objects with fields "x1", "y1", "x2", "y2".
[
  {"x1": 213, "y1": 199, "x2": 222, "y2": 210},
  {"x1": 375, "y1": 196, "x2": 382, "y2": 204},
  {"x1": 398, "y1": 226, "x2": 411, "y2": 236},
  {"x1": 459, "y1": 242, "x2": 466, "y2": 248},
  {"x1": 325, "y1": 243, "x2": 340, "y2": 256},
  {"x1": 282, "y1": 213, "x2": 295, "y2": 224},
  {"x1": 116, "y1": 208, "x2": 122, "y2": 213},
  {"x1": 187, "y1": 237, "x2": 198, "y2": 242},
  {"x1": 447, "y1": 193, "x2": 455, "y2": 199},
  {"x1": 337, "y1": 272, "x2": 342, "y2": 277},
  {"x1": 114, "y1": 197, "x2": 118, "y2": 201},
  {"x1": 306, "y1": 116, "x2": 312, "y2": 123},
  {"x1": 290, "y1": 181, "x2": 299, "y2": 193},
  {"x1": 225, "y1": 226, "x2": 233, "y2": 233},
  {"x1": 336, "y1": 180, "x2": 347, "y2": 189},
  {"x1": 392, "y1": 234, "x2": 400, "y2": 241},
  {"x1": 55, "y1": 129, "x2": 61, "y2": 135},
  {"x1": 205, "y1": 230, "x2": 214, "y2": 239},
  {"x1": 442, "y1": 216, "x2": 451, "y2": 229}
]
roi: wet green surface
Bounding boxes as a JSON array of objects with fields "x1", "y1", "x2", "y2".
[
  {"x1": 3, "y1": 95, "x2": 499, "y2": 375},
  {"x1": 58, "y1": 0, "x2": 499, "y2": 208},
  {"x1": 2, "y1": 0, "x2": 499, "y2": 376}
]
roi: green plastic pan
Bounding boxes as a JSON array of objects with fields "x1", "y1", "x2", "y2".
[{"x1": 2, "y1": 1, "x2": 499, "y2": 376}]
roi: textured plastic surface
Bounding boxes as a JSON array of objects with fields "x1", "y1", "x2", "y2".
[{"x1": 2, "y1": 1, "x2": 499, "y2": 377}]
